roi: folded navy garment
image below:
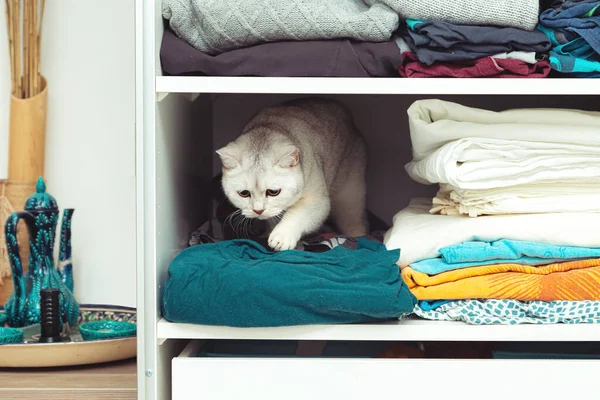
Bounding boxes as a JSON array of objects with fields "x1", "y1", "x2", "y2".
[
  {"x1": 539, "y1": 0, "x2": 600, "y2": 55},
  {"x1": 162, "y1": 239, "x2": 416, "y2": 327},
  {"x1": 160, "y1": 29, "x2": 403, "y2": 77},
  {"x1": 403, "y1": 19, "x2": 551, "y2": 65}
]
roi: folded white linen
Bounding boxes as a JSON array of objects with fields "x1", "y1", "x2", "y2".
[
  {"x1": 383, "y1": 198, "x2": 600, "y2": 266},
  {"x1": 405, "y1": 99, "x2": 600, "y2": 163},
  {"x1": 407, "y1": 137, "x2": 600, "y2": 189},
  {"x1": 433, "y1": 183, "x2": 600, "y2": 217}
]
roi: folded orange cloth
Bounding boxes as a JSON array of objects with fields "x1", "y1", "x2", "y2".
[{"x1": 402, "y1": 258, "x2": 600, "y2": 301}]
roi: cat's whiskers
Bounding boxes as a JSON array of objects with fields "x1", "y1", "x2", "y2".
[
  {"x1": 225, "y1": 209, "x2": 241, "y2": 227},
  {"x1": 228, "y1": 210, "x2": 246, "y2": 236},
  {"x1": 225, "y1": 210, "x2": 240, "y2": 235},
  {"x1": 240, "y1": 217, "x2": 251, "y2": 239},
  {"x1": 237, "y1": 216, "x2": 248, "y2": 237},
  {"x1": 246, "y1": 218, "x2": 252, "y2": 239}
]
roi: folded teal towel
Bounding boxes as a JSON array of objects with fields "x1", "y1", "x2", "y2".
[
  {"x1": 412, "y1": 239, "x2": 600, "y2": 275},
  {"x1": 162, "y1": 238, "x2": 415, "y2": 327}
]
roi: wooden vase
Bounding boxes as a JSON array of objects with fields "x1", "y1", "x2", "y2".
[
  {"x1": 0, "y1": 76, "x2": 47, "y2": 306},
  {"x1": 8, "y1": 76, "x2": 47, "y2": 181}
]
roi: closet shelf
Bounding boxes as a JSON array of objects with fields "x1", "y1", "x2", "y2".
[
  {"x1": 155, "y1": 76, "x2": 600, "y2": 95},
  {"x1": 157, "y1": 318, "x2": 600, "y2": 342}
]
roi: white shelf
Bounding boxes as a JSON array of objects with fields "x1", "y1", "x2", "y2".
[
  {"x1": 157, "y1": 317, "x2": 600, "y2": 342},
  {"x1": 155, "y1": 76, "x2": 600, "y2": 95}
]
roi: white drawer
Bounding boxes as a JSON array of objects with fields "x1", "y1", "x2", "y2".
[{"x1": 172, "y1": 341, "x2": 600, "y2": 400}]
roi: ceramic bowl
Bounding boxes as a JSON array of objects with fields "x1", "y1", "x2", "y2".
[
  {"x1": 0, "y1": 327, "x2": 24, "y2": 344},
  {"x1": 79, "y1": 320, "x2": 137, "y2": 341},
  {"x1": 0, "y1": 312, "x2": 6, "y2": 326}
]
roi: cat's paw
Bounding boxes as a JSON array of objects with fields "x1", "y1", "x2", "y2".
[{"x1": 268, "y1": 227, "x2": 300, "y2": 251}]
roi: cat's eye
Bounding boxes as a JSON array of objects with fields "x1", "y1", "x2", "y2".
[
  {"x1": 238, "y1": 190, "x2": 251, "y2": 198},
  {"x1": 266, "y1": 189, "x2": 281, "y2": 197}
]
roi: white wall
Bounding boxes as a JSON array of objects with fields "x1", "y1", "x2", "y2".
[{"x1": 0, "y1": 1, "x2": 136, "y2": 307}]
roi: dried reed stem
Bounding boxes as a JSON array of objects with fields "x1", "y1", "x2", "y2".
[
  {"x1": 5, "y1": 0, "x2": 15, "y2": 95},
  {"x1": 36, "y1": 0, "x2": 44, "y2": 93},
  {"x1": 13, "y1": 0, "x2": 21, "y2": 98},
  {"x1": 5, "y1": 0, "x2": 45, "y2": 98},
  {"x1": 32, "y1": 0, "x2": 38, "y2": 94},
  {"x1": 23, "y1": 0, "x2": 30, "y2": 98}
]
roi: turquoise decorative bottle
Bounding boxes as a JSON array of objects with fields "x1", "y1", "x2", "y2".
[{"x1": 4, "y1": 177, "x2": 79, "y2": 327}]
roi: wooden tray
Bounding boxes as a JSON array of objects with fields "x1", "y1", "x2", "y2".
[{"x1": 0, "y1": 305, "x2": 136, "y2": 368}]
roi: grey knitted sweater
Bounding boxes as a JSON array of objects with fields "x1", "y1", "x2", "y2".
[
  {"x1": 371, "y1": 0, "x2": 540, "y2": 31},
  {"x1": 163, "y1": 0, "x2": 399, "y2": 55}
]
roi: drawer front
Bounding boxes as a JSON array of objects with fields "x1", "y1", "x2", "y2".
[{"x1": 172, "y1": 342, "x2": 599, "y2": 400}]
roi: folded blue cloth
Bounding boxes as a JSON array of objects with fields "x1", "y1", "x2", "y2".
[
  {"x1": 441, "y1": 239, "x2": 600, "y2": 263},
  {"x1": 538, "y1": 25, "x2": 600, "y2": 73},
  {"x1": 539, "y1": 0, "x2": 600, "y2": 54},
  {"x1": 418, "y1": 300, "x2": 451, "y2": 311},
  {"x1": 403, "y1": 19, "x2": 550, "y2": 65},
  {"x1": 162, "y1": 238, "x2": 415, "y2": 327},
  {"x1": 411, "y1": 239, "x2": 600, "y2": 275}
]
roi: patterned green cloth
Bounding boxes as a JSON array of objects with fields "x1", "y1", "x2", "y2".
[{"x1": 414, "y1": 299, "x2": 600, "y2": 325}]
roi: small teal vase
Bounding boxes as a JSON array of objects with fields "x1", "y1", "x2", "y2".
[{"x1": 4, "y1": 177, "x2": 79, "y2": 327}]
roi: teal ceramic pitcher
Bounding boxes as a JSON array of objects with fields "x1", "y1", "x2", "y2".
[{"x1": 4, "y1": 177, "x2": 79, "y2": 327}]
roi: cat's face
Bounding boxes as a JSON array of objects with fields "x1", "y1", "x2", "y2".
[{"x1": 216, "y1": 141, "x2": 304, "y2": 220}]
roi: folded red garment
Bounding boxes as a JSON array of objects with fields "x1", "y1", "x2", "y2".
[{"x1": 399, "y1": 52, "x2": 551, "y2": 78}]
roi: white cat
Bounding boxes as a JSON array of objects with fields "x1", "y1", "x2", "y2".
[{"x1": 216, "y1": 98, "x2": 368, "y2": 251}]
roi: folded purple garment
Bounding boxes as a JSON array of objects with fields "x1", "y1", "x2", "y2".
[{"x1": 160, "y1": 29, "x2": 403, "y2": 77}]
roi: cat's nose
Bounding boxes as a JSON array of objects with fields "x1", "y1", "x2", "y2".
[{"x1": 253, "y1": 209, "x2": 264, "y2": 215}]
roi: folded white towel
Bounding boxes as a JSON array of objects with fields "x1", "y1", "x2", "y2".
[
  {"x1": 433, "y1": 183, "x2": 600, "y2": 217},
  {"x1": 405, "y1": 100, "x2": 600, "y2": 190},
  {"x1": 384, "y1": 198, "x2": 600, "y2": 266},
  {"x1": 406, "y1": 99, "x2": 600, "y2": 164},
  {"x1": 407, "y1": 137, "x2": 600, "y2": 190}
]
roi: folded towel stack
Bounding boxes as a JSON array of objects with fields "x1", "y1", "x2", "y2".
[
  {"x1": 392, "y1": 5, "x2": 553, "y2": 78},
  {"x1": 385, "y1": 99, "x2": 600, "y2": 324},
  {"x1": 538, "y1": 0, "x2": 600, "y2": 78},
  {"x1": 405, "y1": 100, "x2": 600, "y2": 216}
]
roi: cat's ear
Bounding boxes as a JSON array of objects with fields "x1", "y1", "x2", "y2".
[
  {"x1": 216, "y1": 146, "x2": 240, "y2": 170},
  {"x1": 275, "y1": 145, "x2": 300, "y2": 168}
]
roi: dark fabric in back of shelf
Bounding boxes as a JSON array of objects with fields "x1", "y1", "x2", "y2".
[{"x1": 160, "y1": 29, "x2": 403, "y2": 78}]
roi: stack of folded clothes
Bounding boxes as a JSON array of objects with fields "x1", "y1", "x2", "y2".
[
  {"x1": 538, "y1": 0, "x2": 600, "y2": 78},
  {"x1": 388, "y1": 0, "x2": 553, "y2": 78},
  {"x1": 161, "y1": 0, "x2": 563, "y2": 78},
  {"x1": 384, "y1": 99, "x2": 600, "y2": 324},
  {"x1": 161, "y1": 0, "x2": 404, "y2": 77},
  {"x1": 396, "y1": 20, "x2": 551, "y2": 78},
  {"x1": 405, "y1": 100, "x2": 600, "y2": 217}
]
